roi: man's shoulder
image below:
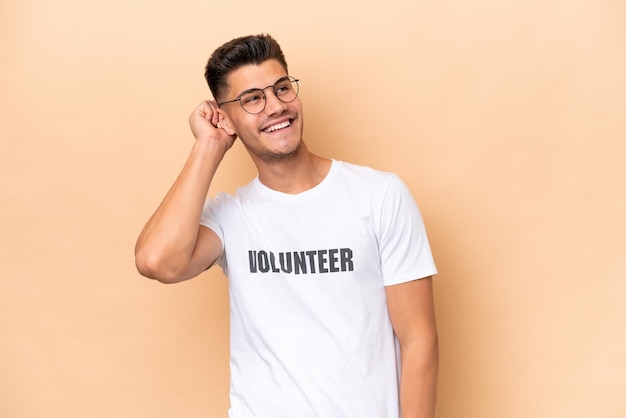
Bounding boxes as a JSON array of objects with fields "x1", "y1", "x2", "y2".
[
  {"x1": 211, "y1": 177, "x2": 258, "y2": 200},
  {"x1": 334, "y1": 159, "x2": 399, "y2": 184}
]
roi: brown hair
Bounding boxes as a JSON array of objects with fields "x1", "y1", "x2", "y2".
[{"x1": 204, "y1": 34, "x2": 288, "y2": 101}]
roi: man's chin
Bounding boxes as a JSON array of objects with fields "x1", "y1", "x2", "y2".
[{"x1": 250, "y1": 142, "x2": 303, "y2": 165}]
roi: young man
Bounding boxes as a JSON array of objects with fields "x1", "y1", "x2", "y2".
[{"x1": 135, "y1": 34, "x2": 438, "y2": 418}]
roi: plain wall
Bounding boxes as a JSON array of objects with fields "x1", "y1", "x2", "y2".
[{"x1": 1, "y1": 0, "x2": 625, "y2": 417}]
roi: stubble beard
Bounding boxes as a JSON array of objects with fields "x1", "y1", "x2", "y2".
[
  {"x1": 242, "y1": 119, "x2": 304, "y2": 165},
  {"x1": 243, "y1": 137, "x2": 303, "y2": 165}
]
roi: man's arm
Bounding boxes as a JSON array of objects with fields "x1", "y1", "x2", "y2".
[
  {"x1": 385, "y1": 276, "x2": 439, "y2": 418},
  {"x1": 135, "y1": 101, "x2": 236, "y2": 283}
]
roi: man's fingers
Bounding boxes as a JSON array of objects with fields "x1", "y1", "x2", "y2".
[
  {"x1": 202, "y1": 100, "x2": 223, "y2": 128},
  {"x1": 189, "y1": 100, "x2": 237, "y2": 145},
  {"x1": 204, "y1": 101, "x2": 217, "y2": 124}
]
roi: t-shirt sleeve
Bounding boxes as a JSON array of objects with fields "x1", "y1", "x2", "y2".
[
  {"x1": 199, "y1": 194, "x2": 227, "y2": 269},
  {"x1": 378, "y1": 175, "x2": 437, "y2": 286}
]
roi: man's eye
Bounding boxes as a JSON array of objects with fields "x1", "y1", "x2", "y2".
[
  {"x1": 242, "y1": 93, "x2": 263, "y2": 104},
  {"x1": 275, "y1": 83, "x2": 291, "y2": 95}
]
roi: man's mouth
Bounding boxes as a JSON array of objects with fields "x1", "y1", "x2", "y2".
[{"x1": 263, "y1": 120, "x2": 291, "y2": 133}]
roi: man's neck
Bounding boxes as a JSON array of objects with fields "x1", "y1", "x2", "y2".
[{"x1": 255, "y1": 143, "x2": 332, "y2": 194}]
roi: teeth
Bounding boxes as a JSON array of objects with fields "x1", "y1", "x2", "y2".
[{"x1": 264, "y1": 120, "x2": 290, "y2": 133}]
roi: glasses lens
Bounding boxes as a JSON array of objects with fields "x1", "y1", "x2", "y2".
[
  {"x1": 240, "y1": 90, "x2": 266, "y2": 114},
  {"x1": 274, "y1": 77, "x2": 299, "y2": 103}
]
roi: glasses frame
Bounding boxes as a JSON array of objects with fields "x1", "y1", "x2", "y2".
[{"x1": 217, "y1": 76, "x2": 300, "y2": 114}]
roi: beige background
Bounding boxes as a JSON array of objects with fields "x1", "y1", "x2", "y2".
[{"x1": 2, "y1": 0, "x2": 625, "y2": 417}]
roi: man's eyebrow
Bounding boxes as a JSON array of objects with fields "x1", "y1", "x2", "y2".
[
  {"x1": 237, "y1": 87, "x2": 262, "y2": 97},
  {"x1": 236, "y1": 76, "x2": 291, "y2": 98}
]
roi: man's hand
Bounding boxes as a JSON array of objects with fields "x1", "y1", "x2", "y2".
[{"x1": 189, "y1": 100, "x2": 237, "y2": 153}]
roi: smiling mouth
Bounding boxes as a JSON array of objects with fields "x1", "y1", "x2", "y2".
[{"x1": 263, "y1": 120, "x2": 291, "y2": 133}]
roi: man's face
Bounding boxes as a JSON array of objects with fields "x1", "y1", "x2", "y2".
[{"x1": 219, "y1": 59, "x2": 304, "y2": 164}]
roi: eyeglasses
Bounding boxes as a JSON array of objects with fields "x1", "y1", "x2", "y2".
[{"x1": 218, "y1": 76, "x2": 300, "y2": 114}]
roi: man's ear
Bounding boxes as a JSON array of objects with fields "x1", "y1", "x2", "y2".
[{"x1": 218, "y1": 113, "x2": 237, "y2": 136}]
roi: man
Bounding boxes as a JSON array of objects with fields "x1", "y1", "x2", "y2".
[{"x1": 135, "y1": 34, "x2": 438, "y2": 418}]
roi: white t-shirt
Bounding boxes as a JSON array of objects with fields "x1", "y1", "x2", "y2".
[{"x1": 200, "y1": 160, "x2": 437, "y2": 418}]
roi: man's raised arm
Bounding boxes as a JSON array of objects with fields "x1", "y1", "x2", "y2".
[{"x1": 135, "y1": 101, "x2": 236, "y2": 283}]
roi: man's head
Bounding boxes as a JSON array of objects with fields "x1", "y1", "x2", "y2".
[
  {"x1": 204, "y1": 35, "x2": 303, "y2": 166},
  {"x1": 205, "y1": 34, "x2": 288, "y2": 102}
]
